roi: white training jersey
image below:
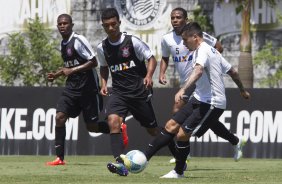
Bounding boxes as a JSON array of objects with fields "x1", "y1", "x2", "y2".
[
  {"x1": 97, "y1": 32, "x2": 153, "y2": 67},
  {"x1": 161, "y1": 31, "x2": 217, "y2": 86},
  {"x1": 192, "y1": 42, "x2": 232, "y2": 109}
]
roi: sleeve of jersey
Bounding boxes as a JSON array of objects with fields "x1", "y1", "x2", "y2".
[
  {"x1": 220, "y1": 56, "x2": 232, "y2": 74},
  {"x1": 132, "y1": 36, "x2": 153, "y2": 61},
  {"x1": 74, "y1": 35, "x2": 96, "y2": 60},
  {"x1": 195, "y1": 46, "x2": 208, "y2": 67},
  {"x1": 203, "y1": 32, "x2": 217, "y2": 47},
  {"x1": 161, "y1": 37, "x2": 170, "y2": 58},
  {"x1": 96, "y1": 44, "x2": 108, "y2": 67}
]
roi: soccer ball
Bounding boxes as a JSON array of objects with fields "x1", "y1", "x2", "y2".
[{"x1": 122, "y1": 150, "x2": 148, "y2": 173}]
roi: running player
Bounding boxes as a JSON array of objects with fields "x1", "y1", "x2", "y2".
[
  {"x1": 46, "y1": 14, "x2": 127, "y2": 166},
  {"x1": 138, "y1": 22, "x2": 250, "y2": 178},
  {"x1": 96, "y1": 8, "x2": 176, "y2": 176},
  {"x1": 159, "y1": 8, "x2": 246, "y2": 164}
]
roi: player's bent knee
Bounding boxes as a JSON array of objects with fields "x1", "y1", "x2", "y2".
[
  {"x1": 108, "y1": 114, "x2": 122, "y2": 132},
  {"x1": 55, "y1": 112, "x2": 68, "y2": 126},
  {"x1": 176, "y1": 127, "x2": 190, "y2": 141},
  {"x1": 146, "y1": 128, "x2": 159, "y2": 136},
  {"x1": 164, "y1": 119, "x2": 180, "y2": 134}
]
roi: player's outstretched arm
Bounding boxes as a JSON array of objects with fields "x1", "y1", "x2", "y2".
[
  {"x1": 47, "y1": 69, "x2": 64, "y2": 82},
  {"x1": 62, "y1": 57, "x2": 97, "y2": 76},
  {"x1": 159, "y1": 57, "x2": 169, "y2": 85},
  {"x1": 144, "y1": 56, "x2": 157, "y2": 89},
  {"x1": 175, "y1": 64, "x2": 203, "y2": 102},
  {"x1": 100, "y1": 66, "x2": 109, "y2": 96},
  {"x1": 227, "y1": 67, "x2": 250, "y2": 99}
]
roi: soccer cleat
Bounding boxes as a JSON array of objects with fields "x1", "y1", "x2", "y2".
[
  {"x1": 46, "y1": 157, "x2": 65, "y2": 166},
  {"x1": 107, "y1": 162, "x2": 128, "y2": 176},
  {"x1": 234, "y1": 138, "x2": 246, "y2": 162},
  {"x1": 120, "y1": 154, "x2": 131, "y2": 170},
  {"x1": 160, "y1": 170, "x2": 184, "y2": 179},
  {"x1": 121, "y1": 123, "x2": 129, "y2": 148}
]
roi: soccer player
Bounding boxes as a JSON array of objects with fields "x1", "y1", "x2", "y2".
[
  {"x1": 137, "y1": 22, "x2": 250, "y2": 178},
  {"x1": 160, "y1": 8, "x2": 245, "y2": 164},
  {"x1": 96, "y1": 8, "x2": 176, "y2": 176},
  {"x1": 46, "y1": 14, "x2": 128, "y2": 166}
]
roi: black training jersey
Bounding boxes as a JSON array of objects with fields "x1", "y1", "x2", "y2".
[
  {"x1": 61, "y1": 32, "x2": 99, "y2": 95},
  {"x1": 98, "y1": 33, "x2": 151, "y2": 98}
]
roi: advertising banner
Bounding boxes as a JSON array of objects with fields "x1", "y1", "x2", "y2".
[{"x1": 0, "y1": 87, "x2": 281, "y2": 158}]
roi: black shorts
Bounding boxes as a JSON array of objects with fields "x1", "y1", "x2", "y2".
[
  {"x1": 56, "y1": 91, "x2": 103, "y2": 124},
  {"x1": 172, "y1": 97, "x2": 224, "y2": 137},
  {"x1": 105, "y1": 93, "x2": 157, "y2": 128}
]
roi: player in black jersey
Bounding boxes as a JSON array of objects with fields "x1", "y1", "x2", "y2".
[
  {"x1": 97, "y1": 8, "x2": 176, "y2": 176},
  {"x1": 46, "y1": 14, "x2": 121, "y2": 166}
]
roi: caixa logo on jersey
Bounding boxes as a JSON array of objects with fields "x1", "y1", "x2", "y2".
[{"x1": 115, "y1": 0, "x2": 164, "y2": 30}]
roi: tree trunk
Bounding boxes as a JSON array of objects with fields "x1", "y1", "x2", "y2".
[
  {"x1": 238, "y1": 0, "x2": 253, "y2": 88},
  {"x1": 238, "y1": 52, "x2": 253, "y2": 88}
]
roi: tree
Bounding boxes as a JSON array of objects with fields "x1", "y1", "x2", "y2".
[
  {"x1": 0, "y1": 33, "x2": 29, "y2": 85},
  {"x1": 253, "y1": 7, "x2": 282, "y2": 88},
  {"x1": 237, "y1": 0, "x2": 253, "y2": 88},
  {"x1": 190, "y1": 5, "x2": 214, "y2": 33},
  {"x1": 254, "y1": 42, "x2": 282, "y2": 88},
  {"x1": 0, "y1": 16, "x2": 64, "y2": 86},
  {"x1": 218, "y1": 0, "x2": 277, "y2": 88}
]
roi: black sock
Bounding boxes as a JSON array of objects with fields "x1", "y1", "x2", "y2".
[
  {"x1": 55, "y1": 126, "x2": 66, "y2": 161},
  {"x1": 144, "y1": 129, "x2": 175, "y2": 161},
  {"x1": 110, "y1": 133, "x2": 124, "y2": 163},
  {"x1": 97, "y1": 121, "x2": 110, "y2": 133},
  {"x1": 211, "y1": 121, "x2": 239, "y2": 145},
  {"x1": 168, "y1": 139, "x2": 176, "y2": 158},
  {"x1": 174, "y1": 141, "x2": 190, "y2": 175}
]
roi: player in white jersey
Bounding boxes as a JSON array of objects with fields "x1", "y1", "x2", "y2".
[
  {"x1": 160, "y1": 8, "x2": 247, "y2": 166},
  {"x1": 135, "y1": 22, "x2": 250, "y2": 179},
  {"x1": 160, "y1": 26, "x2": 219, "y2": 89}
]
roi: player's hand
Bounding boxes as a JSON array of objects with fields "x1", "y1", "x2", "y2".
[
  {"x1": 159, "y1": 74, "x2": 167, "y2": 85},
  {"x1": 47, "y1": 72, "x2": 56, "y2": 82},
  {"x1": 175, "y1": 88, "x2": 185, "y2": 102},
  {"x1": 100, "y1": 86, "x2": 108, "y2": 96},
  {"x1": 144, "y1": 77, "x2": 153, "y2": 89},
  {"x1": 240, "y1": 90, "x2": 250, "y2": 99},
  {"x1": 47, "y1": 69, "x2": 63, "y2": 82}
]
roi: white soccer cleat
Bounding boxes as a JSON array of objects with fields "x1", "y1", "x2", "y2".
[
  {"x1": 160, "y1": 170, "x2": 184, "y2": 179},
  {"x1": 234, "y1": 138, "x2": 246, "y2": 162}
]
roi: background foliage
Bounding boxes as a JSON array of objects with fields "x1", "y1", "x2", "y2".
[
  {"x1": 254, "y1": 42, "x2": 282, "y2": 88},
  {"x1": 254, "y1": 8, "x2": 282, "y2": 88},
  {"x1": 190, "y1": 5, "x2": 214, "y2": 33},
  {"x1": 0, "y1": 16, "x2": 64, "y2": 86}
]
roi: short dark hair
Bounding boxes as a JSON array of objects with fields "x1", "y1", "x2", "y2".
[
  {"x1": 57, "y1": 14, "x2": 72, "y2": 24},
  {"x1": 172, "y1": 7, "x2": 187, "y2": 19},
  {"x1": 101, "y1": 8, "x2": 120, "y2": 21},
  {"x1": 181, "y1": 22, "x2": 203, "y2": 38}
]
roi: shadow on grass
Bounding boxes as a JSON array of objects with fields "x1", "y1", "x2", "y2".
[{"x1": 189, "y1": 168, "x2": 248, "y2": 171}]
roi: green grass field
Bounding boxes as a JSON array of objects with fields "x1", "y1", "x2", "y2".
[{"x1": 0, "y1": 156, "x2": 281, "y2": 184}]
